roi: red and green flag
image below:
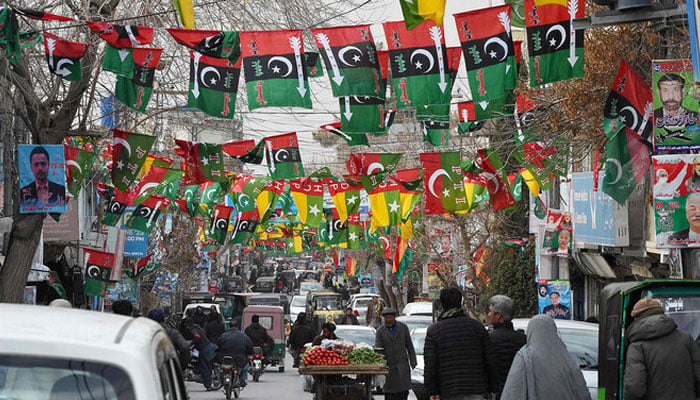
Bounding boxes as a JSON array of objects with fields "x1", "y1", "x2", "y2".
[
  {"x1": 175, "y1": 140, "x2": 227, "y2": 185},
  {"x1": 457, "y1": 95, "x2": 515, "y2": 123},
  {"x1": 602, "y1": 117, "x2": 650, "y2": 205},
  {"x1": 127, "y1": 254, "x2": 151, "y2": 278},
  {"x1": 525, "y1": 0, "x2": 584, "y2": 86},
  {"x1": 115, "y1": 47, "x2": 162, "y2": 113},
  {"x1": 346, "y1": 153, "x2": 402, "y2": 176},
  {"x1": 222, "y1": 139, "x2": 257, "y2": 157},
  {"x1": 65, "y1": 145, "x2": 95, "y2": 198},
  {"x1": 603, "y1": 59, "x2": 653, "y2": 142},
  {"x1": 392, "y1": 235, "x2": 414, "y2": 279},
  {"x1": 455, "y1": 5, "x2": 518, "y2": 106},
  {"x1": 290, "y1": 178, "x2": 324, "y2": 228},
  {"x1": 383, "y1": 20, "x2": 451, "y2": 109},
  {"x1": 420, "y1": 120, "x2": 450, "y2": 147},
  {"x1": 125, "y1": 195, "x2": 171, "y2": 233},
  {"x1": 0, "y1": 7, "x2": 20, "y2": 65},
  {"x1": 324, "y1": 207, "x2": 348, "y2": 247},
  {"x1": 167, "y1": 28, "x2": 240, "y2": 61},
  {"x1": 102, "y1": 44, "x2": 134, "y2": 77},
  {"x1": 339, "y1": 96, "x2": 392, "y2": 134},
  {"x1": 209, "y1": 204, "x2": 234, "y2": 244},
  {"x1": 96, "y1": 184, "x2": 131, "y2": 226},
  {"x1": 86, "y1": 21, "x2": 154, "y2": 48},
  {"x1": 83, "y1": 248, "x2": 115, "y2": 297},
  {"x1": 321, "y1": 122, "x2": 369, "y2": 146},
  {"x1": 478, "y1": 148, "x2": 518, "y2": 210},
  {"x1": 111, "y1": 129, "x2": 155, "y2": 190},
  {"x1": 19, "y1": 31, "x2": 42, "y2": 49},
  {"x1": 239, "y1": 29, "x2": 312, "y2": 109},
  {"x1": 311, "y1": 24, "x2": 385, "y2": 98},
  {"x1": 399, "y1": 0, "x2": 447, "y2": 30},
  {"x1": 43, "y1": 32, "x2": 88, "y2": 81},
  {"x1": 420, "y1": 151, "x2": 469, "y2": 214},
  {"x1": 188, "y1": 50, "x2": 240, "y2": 119},
  {"x1": 264, "y1": 132, "x2": 304, "y2": 180},
  {"x1": 133, "y1": 167, "x2": 183, "y2": 204},
  {"x1": 13, "y1": 7, "x2": 75, "y2": 21}
]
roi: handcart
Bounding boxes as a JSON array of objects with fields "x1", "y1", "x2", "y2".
[{"x1": 298, "y1": 364, "x2": 388, "y2": 400}]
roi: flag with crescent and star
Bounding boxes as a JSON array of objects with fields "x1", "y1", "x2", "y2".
[
  {"x1": 463, "y1": 169, "x2": 489, "y2": 211},
  {"x1": 255, "y1": 179, "x2": 286, "y2": 225},
  {"x1": 42, "y1": 32, "x2": 88, "y2": 81},
  {"x1": 114, "y1": 47, "x2": 162, "y2": 113},
  {"x1": 208, "y1": 204, "x2": 234, "y2": 245},
  {"x1": 346, "y1": 153, "x2": 402, "y2": 176},
  {"x1": 415, "y1": 46, "x2": 461, "y2": 122},
  {"x1": 508, "y1": 172, "x2": 524, "y2": 201},
  {"x1": 455, "y1": 5, "x2": 518, "y2": 108},
  {"x1": 197, "y1": 182, "x2": 224, "y2": 217},
  {"x1": 264, "y1": 132, "x2": 305, "y2": 180},
  {"x1": 304, "y1": 52, "x2": 324, "y2": 77},
  {"x1": 478, "y1": 148, "x2": 518, "y2": 210},
  {"x1": 420, "y1": 152, "x2": 469, "y2": 215},
  {"x1": 290, "y1": 178, "x2": 324, "y2": 228},
  {"x1": 362, "y1": 176, "x2": 402, "y2": 232},
  {"x1": 602, "y1": 116, "x2": 650, "y2": 205},
  {"x1": 399, "y1": 0, "x2": 447, "y2": 30},
  {"x1": 86, "y1": 21, "x2": 154, "y2": 48},
  {"x1": 420, "y1": 120, "x2": 450, "y2": 147},
  {"x1": 323, "y1": 207, "x2": 348, "y2": 247},
  {"x1": 383, "y1": 20, "x2": 452, "y2": 111},
  {"x1": 230, "y1": 209, "x2": 259, "y2": 245},
  {"x1": 311, "y1": 24, "x2": 385, "y2": 98},
  {"x1": 603, "y1": 59, "x2": 653, "y2": 142},
  {"x1": 525, "y1": 0, "x2": 584, "y2": 87},
  {"x1": 167, "y1": 28, "x2": 240, "y2": 61},
  {"x1": 64, "y1": 145, "x2": 95, "y2": 198},
  {"x1": 95, "y1": 183, "x2": 131, "y2": 226},
  {"x1": 82, "y1": 248, "x2": 115, "y2": 297},
  {"x1": 324, "y1": 178, "x2": 362, "y2": 224},
  {"x1": 132, "y1": 166, "x2": 183, "y2": 205},
  {"x1": 321, "y1": 122, "x2": 369, "y2": 146},
  {"x1": 338, "y1": 96, "x2": 393, "y2": 134},
  {"x1": 111, "y1": 129, "x2": 155, "y2": 191},
  {"x1": 239, "y1": 29, "x2": 312, "y2": 109},
  {"x1": 125, "y1": 195, "x2": 171, "y2": 233},
  {"x1": 175, "y1": 140, "x2": 227, "y2": 185},
  {"x1": 188, "y1": 50, "x2": 241, "y2": 119},
  {"x1": 139, "y1": 155, "x2": 173, "y2": 180}
]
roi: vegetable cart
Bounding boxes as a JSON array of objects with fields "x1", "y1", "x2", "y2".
[{"x1": 298, "y1": 364, "x2": 388, "y2": 400}]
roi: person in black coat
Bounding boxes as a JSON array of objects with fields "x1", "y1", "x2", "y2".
[
  {"x1": 148, "y1": 309, "x2": 191, "y2": 371},
  {"x1": 288, "y1": 312, "x2": 316, "y2": 367},
  {"x1": 205, "y1": 309, "x2": 226, "y2": 343},
  {"x1": 337, "y1": 307, "x2": 360, "y2": 325},
  {"x1": 488, "y1": 295, "x2": 527, "y2": 399},
  {"x1": 245, "y1": 315, "x2": 274, "y2": 356},
  {"x1": 217, "y1": 319, "x2": 254, "y2": 385}
]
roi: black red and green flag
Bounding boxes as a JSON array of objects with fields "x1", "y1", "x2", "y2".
[
  {"x1": 230, "y1": 209, "x2": 259, "y2": 245},
  {"x1": 125, "y1": 195, "x2": 171, "y2": 233},
  {"x1": 175, "y1": 139, "x2": 227, "y2": 185},
  {"x1": 421, "y1": 120, "x2": 450, "y2": 147},
  {"x1": 346, "y1": 153, "x2": 402, "y2": 176},
  {"x1": 321, "y1": 122, "x2": 369, "y2": 146},
  {"x1": 111, "y1": 129, "x2": 155, "y2": 190},
  {"x1": 95, "y1": 183, "x2": 131, "y2": 226},
  {"x1": 420, "y1": 151, "x2": 469, "y2": 214},
  {"x1": 86, "y1": 21, "x2": 154, "y2": 48},
  {"x1": 603, "y1": 59, "x2": 653, "y2": 142},
  {"x1": 239, "y1": 29, "x2": 312, "y2": 109},
  {"x1": 264, "y1": 132, "x2": 304, "y2": 180},
  {"x1": 383, "y1": 20, "x2": 451, "y2": 110},
  {"x1": 398, "y1": 0, "x2": 447, "y2": 30},
  {"x1": 47, "y1": 271, "x2": 68, "y2": 299},
  {"x1": 189, "y1": 50, "x2": 240, "y2": 119},
  {"x1": 83, "y1": 248, "x2": 115, "y2": 297},
  {"x1": 601, "y1": 116, "x2": 650, "y2": 205},
  {"x1": 222, "y1": 139, "x2": 257, "y2": 157},
  {"x1": 478, "y1": 148, "x2": 518, "y2": 210},
  {"x1": 19, "y1": 31, "x2": 42, "y2": 48},
  {"x1": 525, "y1": 0, "x2": 584, "y2": 86},
  {"x1": 415, "y1": 46, "x2": 461, "y2": 122},
  {"x1": 167, "y1": 28, "x2": 240, "y2": 61},
  {"x1": 290, "y1": 178, "x2": 324, "y2": 228},
  {"x1": 339, "y1": 96, "x2": 392, "y2": 134},
  {"x1": 115, "y1": 47, "x2": 162, "y2": 113},
  {"x1": 65, "y1": 145, "x2": 95, "y2": 198},
  {"x1": 43, "y1": 32, "x2": 88, "y2": 81},
  {"x1": 311, "y1": 24, "x2": 385, "y2": 98},
  {"x1": 103, "y1": 44, "x2": 135, "y2": 77},
  {"x1": 133, "y1": 167, "x2": 183, "y2": 204},
  {"x1": 455, "y1": 5, "x2": 517, "y2": 106},
  {"x1": 0, "y1": 7, "x2": 20, "y2": 65},
  {"x1": 324, "y1": 207, "x2": 348, "y2": 247},
  {"x1": 457, "y1": 95, "x2": 515, "y2": 124},
  {"x1": 304, "y1": 52, "x2": 324, "y2": 77},
  {"x1": 127, "y1": 254, "x2": 151, "y2": 278},
  {"x1": 209, "y1": 204, "x2": 234, "y2": 244},
  {"x1": 13, "y1": 7, "x2": 75, "y2": 21}
]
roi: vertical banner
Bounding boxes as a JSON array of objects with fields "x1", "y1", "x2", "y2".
[
  {"x1": 652, "y1": 154, "x2": 700, "y2": 247},
  {"x1": 538, "y1": 280, "x2": 571, "y2": 319},
  {"x1": 688, "y1": 0, "x2": 700, "y2": 83},
  {"x1": 652, "y1": 60, "x2": 700, "y2": 150},
  {"x1": 542, "y1": 209, "x2": 572, "y2": 257},
  {"x1": 18, "y1": 144, "x2": 67, "y2": 213}
]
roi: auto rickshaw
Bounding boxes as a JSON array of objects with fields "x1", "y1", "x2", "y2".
[
  {"x1": 305, "y1": 291, "x2": 345, "y2": 333},
  {"x1": 241, "y1": 305, "x2": 286, "y2": 372},
  {"x1": 598, "y1": 279, "x2": 700, "y2": 400}
]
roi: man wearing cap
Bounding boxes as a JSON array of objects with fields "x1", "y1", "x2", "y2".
[
  {"x1": 338, "y1": 307, "x2": 360, "y2": 325},
  {"x1": 148, "y1": 309, "x2": 191, "y2": 370},
  {"x1": 375, "y1": 307, "x2": 416, "y2": 400},
  {"x1": 624, "y1": 297, "x2": 700, "y2": 400}
]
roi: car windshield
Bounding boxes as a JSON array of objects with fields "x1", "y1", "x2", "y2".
[
  {"x1": 400, "y1": 318, "x2": 433, "y2": 332},
  {"x1": 354, "y1": 299, "x2": 372, "y2": 308},
  {"x1": 301, "y1": 282, "x2": 322, "y2": 291},
  {"x1": 336, "y1": 329, "x2": 375, "y2": 346},
  {"x1": 314, "y1": 297, "x2": 341, "y2": 310},
  {"x1": 560, "y1": 329, "x2": 598, "y2": 369},
  {"x1": 0, "y1": 355, "x2": 136, "y2": 400},
  {"x1": 412, "y1": 331, "x2": 426, "y2": 355},
  {"x1": 291, "y1": 297, "x2": 306, "y2": 307}
]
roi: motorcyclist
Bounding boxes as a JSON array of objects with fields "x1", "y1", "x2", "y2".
[
  {"x1": 216, "y1": 319, "x2": 253, "y2": 387},
  {"x1": 244, "y1": 315, "x2": 275, "y2": 358},
  {"x1": 148, "y1": 309, "x2": 191, "y2": 371},
  {"x1": 288, "y1": 312, "x2": 316, "y2": 368}
]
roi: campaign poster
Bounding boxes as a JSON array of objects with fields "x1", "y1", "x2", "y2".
[
  {"x1": 652, "y1": 154, "x2": 700, "y2": 247},
  {"x1": 538, "y1": 280, "x2": 572, "y2": 320},
  {"x1": 23, "y1": 286, "x2": 36, "y2": 305},
  {"x1": 542, "y1": 209, "x2": 573, "y2": 257},
  {"x1": 18, "y1": 144, "x2": 67, "y2": 214},
  {"x1": 652, "y1": 60, "x2": 700, "y2": 150}
]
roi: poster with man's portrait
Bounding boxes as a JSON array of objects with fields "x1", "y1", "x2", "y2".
[
  {"x1": 652, "y1": 154, "x2": 700, "y2": 248},
  {"x1": 542, "y1": 209, "x2": 572, "y2": 257},
  {"x1": 18, "y1": 144, "x2": 66, "y2": 214},
  {"x1": 538, "y1": 280, "x2": 571, "y2": 320},
  {"x1": 652, "y1": 60, "x2": 700, "y2": 150}
]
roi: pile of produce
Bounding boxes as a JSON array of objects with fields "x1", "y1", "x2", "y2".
[
  {"x1": 347, "y1": 348, "x2": 384, "y2": 365},
  {"x1": 302, "y1": 347, "x2": 349, "y2": 366}
]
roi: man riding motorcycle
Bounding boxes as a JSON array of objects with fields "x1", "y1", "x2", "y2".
[
  {"x1": 216, "y1": 319, "x2": 254, "y2": 386},
  {"x1": 244, "y1": 315, "x2": 275, "y2": 359}
]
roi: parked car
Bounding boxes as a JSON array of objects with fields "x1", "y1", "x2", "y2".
[
  {"x1": 402, "y1": 302, "x2": 433, "y2": 317},
  {"x1": 409, "y1": 327, "x2": 429, "y2": 400},
  {"x1": 396, "y1": 315, "x2": 433, "y2": 332},
  {"x1": 348, "y1": 294, "x2": 385, "y2": 323},
  {"x1": 334, "y1": 325, "x2": 376, "y2": 347},
  {"x1": 0, "y1": 304, "x2": 187, "y2": 399},
  {"x1": 290, "y1": 295, "x2": 306, "y2": 322},
  {"x1": 299, "y1": 281, "x2": 323, "y2": 296}
]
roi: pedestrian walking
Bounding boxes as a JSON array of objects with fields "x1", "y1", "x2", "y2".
[
  {"x1": 375, "y1": 307, "x2": 417, "y2": 400},
  {"x1": 424, "y1": 286, "x2": 499, "y2": 400},
  {"x1": 366, "y1": 296, "x2": 383, "y2": 328},
  {"x1": 500, "y1": 315, "x2": 589, "y2": 400},
  {"x1": 623, "y1": 297, "x2": 700, "y2": 400},
  {"x1": 488, "y1": 295, "x2": 526, "y2": 399}
]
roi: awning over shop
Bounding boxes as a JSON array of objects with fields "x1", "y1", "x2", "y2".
[{"x1": 574, "y1": 252, "x2": 617, "y2": 279}]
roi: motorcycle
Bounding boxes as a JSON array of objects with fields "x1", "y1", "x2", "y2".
[
  {"x1": 250, "y1": 346, "x2": 265, "y2": 382},
  {"x1": 184, "y1": 347, "x2": 223, "y2": 390},
  {"x1": 220, "y1": 355, "x2": 244, "y2": 399}
]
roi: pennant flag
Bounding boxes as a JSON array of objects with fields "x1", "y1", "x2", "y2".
[
  {"x1": 514, "y1": 40, "x2": 524, "y2": 72},
  {"x1": 222, "y1": 139, "x2": 257, "y2": 157},
  {"x1": 525, "y1": 0, "x2": 584, "y2": 86},
  {"x1": 399, "y1": 0, "x2": 447, "y2": 30},
  {"x1": 346, "y1": 153, "x2": 402, "y2": 176},
  {"x1": 177, "y1": 184, "x2": 199, "y2": 217},
  {"x1": 14, "y1": 7, "x2": 75, "y2": 21},
  {"x1": 111, "y1": 129, "x2": 155, "y2": 190},
  {"x1": 96, "y1": 184, "x2": 131, "y2": 226},
  {"x1": 312, "y1": 25, "x2": 384, "y2": 98},
  {"x1": 383, "y1": 20, "x2": 451, "y2": 109},
  {"x1": 339, "y1": 96, "x2": 391, "y2": 134},
  {"x1": 209, "y1": 205, "x2": 234, "y2": 244},
  {"x1": 602, "y1": 117, "x2": 650, "y2": 205},
  {"x1": 167, "y1": 28, "x2": 240, "y2": 61},
  {"x1": 230, "y1": 209, "x2": 259, "y2": 244},
  {"x1": 65, "y1": 145, "x2": 95, "y2": 198},
  {"x1": 239, "y1": 29, "x2": 312, "y2": 109},
  {"x1": 133, "y1": 167, "x2": 183, "y2": 204},
  {"x1": 377, "y1": 50, "x2": 389, "y2": 80},
  {"x1": 189, "y1": 50, "x2": 240, "y2": 119},
  {"x1": 508, "y1": 172, "x2": 524, "y2": 201},
  {"x1": 455, "y1": 5, "x2": 517, "y2": 106},
  {"x1": 289, "y1": 179, "x2": 324, "y2": 228},
  {"x1": 321, "y1": 122, "x2": 369, "y2": 146},
  {"x1": 87, "y1": 21, "x2": 153, "y2": 48},
  {"x1": 420, "y1": 151, "x2": 469, "y2": 214},
  {"x1": 478, "y1": 148, "x2": 518, "y2": 210},
  {"x1": 175, "y1": 140, "x2": 227, "y2": 185},
  {"x1": 264, "y1": 132, "x2": 304, "y2": 180},
  {"x1": 172, "y1": 0, "x2": 195, "y2": 29},
  {"x1": 0, "y1": 7, "x2": 20, "y2": 65},
  {"x1": 256, "y1": 179, "x2": 286, "y2": 225},
  {"x1": 603, "y1": 59, "x2": 653, "y2": 142},
  {"x1": 457, "y1": 96, "x2": 515, "y2": 123},
  {"x1": 43, "y1": 32, "x2": 88, "y2": 81},
  {"x1": 139, "y1": 155, "x2": 173, "y2": 179},
  {"x1": 115, "y1": 47, "x2": 162, "y2": 113},
  {"x1": 393, "y1": 235, "x2": 414, "y2": 279},
  {"x1": 304, "y1": 52, "x2": 324, "y2": 77},
  {"x1": 83, "y1": 248, "x2": 115, "y2": 297},
  {"x1": 325, "y1": 178, "x2": 362, "y2": 224},
  {"x1": 346, "y1": 256, "x2": 358, "y2": 276},
  {"x1": 421, "y1": 120, "x2": 450, "y2": 146},
  {"x1": 125, "y1": 195, "x2": 171, "y2": 233},
  {"x1": 376, "y1": 228, "x2": 394, "y2": 258},
  {"x1": 363, "y1": 177, "x2": 402, "y2": 230}
]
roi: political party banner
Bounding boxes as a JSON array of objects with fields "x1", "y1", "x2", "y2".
[
  {"x1": 121, "y1": 207, "x2": 148, "y2": 258},
  {"x1": 23, "y1": 286, "x2": 36, "y2": 305},
  {"x1": 538, "y1": 280, "x2": 571, "y2": 320},
  {"x1": 652, "y1": 60, "x2": 700, "y2": 150},
  {"x1": 18, "y1": 144, "x2": 67, "y2": 213},
  {"x1": 542, "y1": 209, "x2": 572, "y2": 257},
  {"x1": 652, "y1": 154, "x2": 700, "y2": 248},
  {"x1": 151, "y1": 270, "x2": 178, "y2": 302}
]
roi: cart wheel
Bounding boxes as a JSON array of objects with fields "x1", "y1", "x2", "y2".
[{"x1": 279, "y1": 366, "x2": 285, "y2": 373}]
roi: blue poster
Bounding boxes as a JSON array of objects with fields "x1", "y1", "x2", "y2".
[
  {"x1": 538, "y1": 280, "x2": 572, "y2": 320},
  {"x1": 121, "y1": 207, "x2": 148, "y2": 258},
  {"x1": 18, "y1": 145, "x2": 66, "y2": 214}
]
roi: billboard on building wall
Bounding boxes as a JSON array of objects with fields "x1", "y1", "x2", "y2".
[{"x1": 571, "y1": 172, "x2": 629, "y2": 247}]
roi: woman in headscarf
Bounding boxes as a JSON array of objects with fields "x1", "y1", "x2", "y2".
[{"x1": 500, "y1": 315, "x2": 589, "y2": 400}]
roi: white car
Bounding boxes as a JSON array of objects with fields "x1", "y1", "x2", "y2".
[
  {"x1": 348, "y1": 294, "x2": 385, "y2": 323},
  {"x1": 402, "y1": 302, "x2": 433, "y2": 317},
  {"x1": 182, "y1": 302, "x2": 221, "y2": 319},
  {"x1": 290, "y1": 295, "x2": 306, "y2": 322},
  {"x1": 0, "y1": 304, "x2": 187, "y2": 399},
  {"x1": 298, "y1": 281, "x2": 323, "y2": 296}
]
